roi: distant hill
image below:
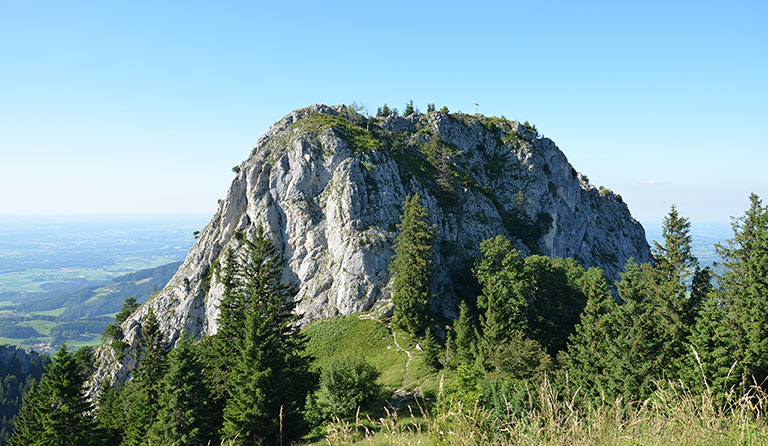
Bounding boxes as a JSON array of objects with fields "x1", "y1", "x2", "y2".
[{"x1": 15, "y1": 262, "x2": 181, "y2": 320}]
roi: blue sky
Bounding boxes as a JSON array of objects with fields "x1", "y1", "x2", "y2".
[{"x1": 1, "y1": 1, "x2": 766, "y2": 224}]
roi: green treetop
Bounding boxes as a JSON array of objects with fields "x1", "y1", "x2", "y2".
[
  {"x1": 148, "y1": 333, "x2": 215, "y2": 446},
  {"x1": 10, "y1": 345, "x2": 97, "y2": 446},
  {"x1": 715, "y1": 193, "x2": 768, "y2": 387},
  {"x1": 121, "y1": 307, "x2": 170, "y2": 446},
  {"x1": 390, "y1": 194, "x2": 435, "y2": 337},
  {"x1": 218, "y1": 227, "x2": 314, "y2": 446},
  {"x1": 473, "y1": 235, "x2": 527, "y2": 354}
]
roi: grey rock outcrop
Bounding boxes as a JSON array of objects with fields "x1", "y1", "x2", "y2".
[
  {"x1": 0, "y1": 345, "x2": 45, "y2": 376},
  {"x1": 91, "y1": 104, "x2": 650, "y2": 390}
]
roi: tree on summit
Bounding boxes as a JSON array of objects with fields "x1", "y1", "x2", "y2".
[{"x1": 390, "y1": 194, "x2": 435, "y2": 337}]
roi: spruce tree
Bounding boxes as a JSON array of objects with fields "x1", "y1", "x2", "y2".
[
  {"x1": 148, "y1": 333, "x2": 215, "y2": 446},
  {"x1": 606, "y1": 290, "x2": 665, "y2": 400},
  {"x1": 473, "y1": 235, "x2": 526, "y2": 355},
  {"x1": 685, "y1": 295, "x2": 739, "y2": 398},
  {"x1": 7, "y1": 382, "x2": 41, "y2": 446},
  {"x1": 121, "y1": 307, "x2": 169, "y2": 446},
  {"x1": 652, "y1": 205, "x2": 698, "y2": 287},
  {"x1": 390, "y1": 194, "x2": 435, "y2": 337},
  {"x1": 421, "y1": 327, "x2": 442, "y2": 372},
  {"x1": 10, "y1": 345, "x2": 97, "y2": 446},
  {"x1": 523, "y1": 256, "x2": 586, "y2": 356},
  {"x1": 218, "y1": 227, "x2": 313, "y2": 446},
  {"x1": 648, "y1": 206, "x2": 700, "y2": 379},
  {"x1": 561, "y1": 267, "x2": 616, "y2": 400},
  {"x1": 450, "y1": 301, "x2": 476, "y2": 368},
  {"x1": 404, "y1": 100, "x2": 415, "y2": 116},
  {"x1": 715, "y1": 194, "x2": 768, "y2": 387},
  {"x1": 95, "y1": 387, "x2": 124, "y2": 446}
]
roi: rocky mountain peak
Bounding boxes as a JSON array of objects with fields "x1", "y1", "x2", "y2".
[{"x1": 91, "y1": 104, "x2": 650, "y2": 389}]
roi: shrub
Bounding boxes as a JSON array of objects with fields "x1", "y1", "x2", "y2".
[{"x1": 305, "y1": 356, "x2": 381, "y2": 426}]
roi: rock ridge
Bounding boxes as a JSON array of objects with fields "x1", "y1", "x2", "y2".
[{"x1": 91, "y1": 104, "x2": 651, "y2": 389}]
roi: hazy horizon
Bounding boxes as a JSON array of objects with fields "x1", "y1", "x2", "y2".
[{"x1": 1, "y1": 2, "x2": 765, "y2": 222}]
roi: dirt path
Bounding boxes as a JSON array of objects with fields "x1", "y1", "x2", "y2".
[
  {"x1": 358, "y1": 314, "x2": 427, "y2": 411},
  {"x1": 391, "y1": 329, "x2": 413, "y2": 386}
]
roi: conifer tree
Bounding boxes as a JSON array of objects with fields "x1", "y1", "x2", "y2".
[
  {"x1": 148, "y1": 333, "x2": 215, "y2": 446},
  {"x1": 715, "y1": 194, "x2": 768, "y2": 387},
  {"x1": 685, "y1": 295, "x2": 739, "y2": 398},
  {"x1": 473, "y1": 235, "x2": 526, "y2": 355},
  {"x1": 404, "y1": 100, "x2": 415, "y2": 116},
  {"x1": 648, "y1": 206, "x2": 700, "y2": 379},
  {"x1": 10, "y1": 345, "x2": 97, "y2": 446},
  {"x1": 606, "y1": 282, "x2": 665, "y2": 399},
  {"x1": 7, "y1": 382, "x2": 41, "y2": 446},
  {"x1": 390, "y1": 194, "x2": 435, "y2": 337},
  {"x1": 653, "y1": 205, "x2": 698, "y2": 286},
  {"x1": 95, "y1": 387, "x2": 124, "y2": 446},
  {"x1": 421, "y1": 327, "x2": 442, "y2": 372},
  {"x1": 121, "y1": 307, "x2": 169, "y2": 446},
  {"x1": 561, "y1": 268, "x2": 616, "y2": 400},
  {"x1": 523, "y1": 256, "x2": 586, "y2": 355},
  {"x1": 115, "y1": 297, "x2": 139, "y2": 324},
  {"x1": 450, "y1": 301, "x2": 476, "y2": 368},
  {"x1": 218, "y1": 227, "x2": 313, "y2": 446}
]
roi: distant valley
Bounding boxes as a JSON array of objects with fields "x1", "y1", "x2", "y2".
[
  {"x1": 0, "y1": 214, "x2": 732, "y2": 353},
  {"x1": 0, "y1": 216, "x2": 207, "y2": 350}
]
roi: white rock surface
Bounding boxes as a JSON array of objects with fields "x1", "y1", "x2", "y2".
[{"x1": 90, "y1": 105, "x2": 651, "y2": 390}]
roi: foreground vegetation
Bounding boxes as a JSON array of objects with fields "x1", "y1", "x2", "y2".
[{"x1": 321, "y1": 379, "x2": 768, "y2": 445}]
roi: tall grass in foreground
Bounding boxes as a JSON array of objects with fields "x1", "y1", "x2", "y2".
[{"x1": 322, "y1": 377, "x2": 768, "y2": 445}]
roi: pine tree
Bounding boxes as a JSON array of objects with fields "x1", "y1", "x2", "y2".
[
  {"x1": 218, "y1": 227, "x2": 313, "y2": 446},
  {"x1": 121, "y1": 307, "x2": 169, "y2": 446},
  {"x1": 685, "y1": 295, "x2": 739, "y2": 398},
  {"x1": 148, "y1": 333, "x2": 215, "y2": 446},
  {"x1": 390, "y1": 194, "x2": 435, "y2": 337},
  {"x1": 473, "y1": 235, "x2": 527, "y2": 355},
  {"x1": 7, "y1": 382, "x2": 41, "y2": 446},
  {"x1": 95, "y1": 387, "x2": 124, "y2": 446},
  {"x1": 450, "y1": 301, "x2": 476, "y2": 368},
  {"x1": 561, "y1": 267, "x2": 616, "y2": 400},
  {"x1": 648, "y1": 206, "x2": 700, "y2": 379},
  {"x1": 10, "y1": 345, "x2": 97, "y2": 446},
  {"x1": 716, "y1": 194, "x2": 768, "y2": 387},
  {"x1": 421, "y1": 327, "x2": 442, "y2": 372},
  {"x1": 304, "y1": 356, "x2": 381, "y2": 426},
  {"x1": 115, "y1": 297, "x2": 139, "y2": 324}
]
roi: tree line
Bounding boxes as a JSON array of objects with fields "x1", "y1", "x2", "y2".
[
  {"x1": 9, "y1": 192, "x2": 768, "y2": 445},
  {"x1": 393, "y1": 193, "x2": 768, "y2": 411}
]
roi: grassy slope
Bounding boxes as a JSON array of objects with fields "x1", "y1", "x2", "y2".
[
  {"x1": 303, "y1": 314, "x2": 410, "y2": 389},
  {"x1": 301, "y1": 314, "x2": 441, "y2": 445},
  {"x1": 301, "y1": 314, "x2": 768, "y2": 446}
]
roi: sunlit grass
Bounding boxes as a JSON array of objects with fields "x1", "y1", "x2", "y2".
[{"x1": 314, "y1": 377, "x2": 768, "y2": 445}]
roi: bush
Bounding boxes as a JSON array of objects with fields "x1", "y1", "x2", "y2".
[{"x1": 305, "y1": 356, "x2": 381, "y2": 426}]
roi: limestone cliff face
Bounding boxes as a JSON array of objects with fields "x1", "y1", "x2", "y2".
[{"x1": 91, "y1": 104, "x2": 650, "y2": 388}]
